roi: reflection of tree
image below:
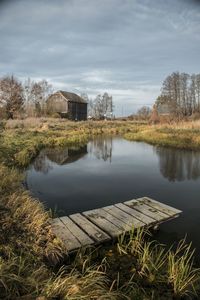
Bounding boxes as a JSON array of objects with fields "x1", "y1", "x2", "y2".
[
  {"x1": 33, "y1": 145, "x2": 87, "y2": 174},
  {"x1": 88, "y1": 136, "x2": 113, "y2": 162},
  {"x1": 33, "y1": 150, "x2": 52, "y2": 174},
  {"x1": 155, "y1": 147, "x2": 200, "y2": 182}
]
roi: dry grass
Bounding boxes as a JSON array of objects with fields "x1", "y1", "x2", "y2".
[
  {"x1": 114, "y1": 228, "x2": 200, "y2": 298},
  {"x1": 0, "y1": 123, "x2": 125, "y2": 300},
  {"x1": 0, "y1": 253, "x2": 50, "y2": 299},
  {"x1": 0, "y1": 163, "x2": 66, "y2": 299},
  {"x1": 0, "y1": 161, "x2": 120, "y2": 299},
  {"x1": 1, "y1": 118, "x2": 200, "y2": 299},
  {"x1": 43, "y1": 265, "x2": 120, "y2": 300},
  {"x1": 156, "y1": 119, "x2": 200, "y2": 130},
  {"x1": 167, "y1": 239, "x2": 200, "y2": 298},
  {"x1": 125, "y1": 120, "x2": 200, "y2": 150},
  {"x1": 0, "y1": 164, "x2": 64, "y2": 258},
  {"x1": 4, "y1": 117, "x2": 72, "y2": 130}
]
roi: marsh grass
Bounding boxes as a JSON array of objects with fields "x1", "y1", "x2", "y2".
[
  {"x1": 1, "y1": 119, "x2": 200, "y2": 299},
  {"x1": 1, "y1": 120, "x2": 130, "y2": 299},
  {"x1": 125, "y1": 119, "x2": 200, "y2": 150},
  {"x1": 5, "y1": 118, "x2": 200, "y2": 168},
  {"x1": 117, "y1": 226, "x2": 147, "y2": 256},
  {"x1": 0, "y1": 162, "x2": 66, "y2": 299},
  {"x1": 167, "y1": 239, "x2": 200, "y2": 298},
  {"x1": 0, "y1": 253, "x2": 49, "y2": 299},
  {"x1": 136, "y1": 242, "x2": 167, "y2": 284},
  {"x1": 43, "y1": 264, "x2": 120, "y2": 300},
  {"x1": 109, "y1": 228, "x2": 200, "y2": 298}
]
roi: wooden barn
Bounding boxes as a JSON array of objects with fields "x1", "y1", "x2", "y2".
[{"x1": 46, "y1": 91, "x2": 87, "y2": 120}]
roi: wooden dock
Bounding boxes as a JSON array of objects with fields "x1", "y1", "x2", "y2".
[{"x1": 51, "y1": 197, "x2": 182, "y2": 253}]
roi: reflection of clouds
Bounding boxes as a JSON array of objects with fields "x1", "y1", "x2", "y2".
[
  {"x1": 155, "y1": 147, "x2": 200, "y2": 182},
  {"x1": 88, "y1": 136, "x2": 113, "y2": 162},
  {"x1": 33, "y1": 150, "x2": 53, "y2": 174},
  {"x1": 33, "y1": 146, "x2": 87, "y2": 174}
]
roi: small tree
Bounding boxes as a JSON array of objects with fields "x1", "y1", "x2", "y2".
[
  {"x1": 0, "y1": 75, "x2": 24, "y2": 119},
  {"x1": 89, "y1": 93, "x2": 113, "y2": 119},
  {"x1": 23, "y1": 79, "x2": 53, "y2": 117},
  {"x1": 150, "y1": 104, "x2": 159, "y2": 124},
  {"x1": 137, "y1": 106, "x2": 151, "y2": 120},
  {"x1": 31, "y1": 82, "x2": 43, "y2": 117}
]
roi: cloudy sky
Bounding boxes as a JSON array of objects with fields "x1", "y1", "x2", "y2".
[{"x1": 0, "y1": 0, "x2": 200, "y2": 115}]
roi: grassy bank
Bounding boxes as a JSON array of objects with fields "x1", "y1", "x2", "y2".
[
  {"x1": 0, "y1": 118, "x2": 142, "y2": 168},
  {"x1": 125, "y1": 121, "x2": 200, "y2": 151},
  {"x1": 1, "y1": 118, "x2": 200, "y2": 299}
]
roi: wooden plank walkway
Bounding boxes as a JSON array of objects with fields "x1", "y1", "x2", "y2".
[{"x1": 51, "y1": 197, "x2": 182, "y2": 253}]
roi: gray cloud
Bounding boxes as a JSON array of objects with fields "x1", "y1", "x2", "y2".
[{"x1": 0, "y1": 0, "x2": 199, "y2": 115}]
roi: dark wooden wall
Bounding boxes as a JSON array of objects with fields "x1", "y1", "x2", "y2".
[{"x1": 68, "y1": 102, "x2": 87, "y2": 121}]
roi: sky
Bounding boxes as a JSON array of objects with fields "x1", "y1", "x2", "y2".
[{"x1": 0, "y1": 0, "x2": 200, "y2": 116}]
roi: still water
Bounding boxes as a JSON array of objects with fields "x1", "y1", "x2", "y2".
[{"x1": 26, "y1": 137, "x2": 200, "y2": 253}]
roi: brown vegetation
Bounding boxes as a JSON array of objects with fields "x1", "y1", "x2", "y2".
[{"x1": 1, "y1": 118, "x2": 200, "y2": 299}]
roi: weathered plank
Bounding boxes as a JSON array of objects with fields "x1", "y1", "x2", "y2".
[
  {"x1": 51, "y1": 218, "x2": 81, "y2": 252},
  {"x1": 103, "y1": 205, "x2": 145, "y2": 228},
  {"x1": 142, "y1": 197, "x2": 182, "y2": 216},
  {"x1": 52, "y1": 197, "x2": 182, "y2": 254},
  {"x1": 60, "y1": 216, "x2": 94, "y2": 246},
  {"x1": 83, "y1": 209, "x2": 123, "y2": 237},
  {"x1": 124, "y1": 199, "x2": 170, "y2": 221},
  {"x1": 70, "y1": 213, "x2": 110, "y2": 243},
  {"x1": 115, "y1": 203, "x2": 155, "y2": 225},
  {"x1": 88, "y1": 207, "x2": 130, "y2": 230}
]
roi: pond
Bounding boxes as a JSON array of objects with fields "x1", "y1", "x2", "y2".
[{"x1": 26, "y1": 136, "x2": 200, "y2": 254}]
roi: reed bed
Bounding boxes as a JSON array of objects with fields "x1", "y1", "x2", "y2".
[{"x1": 112, "y1": 228, "x2": 200, "y2": 299}]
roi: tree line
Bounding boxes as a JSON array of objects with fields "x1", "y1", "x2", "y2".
[
  {"x1": 0, "y1": 75, "x2": 114, "y2": 119},
  {"x1": 4, "y1": 71, "x2": 198, "y2": 121},
  {"x1": 156, "y1": 72, "x2": 200, "y2": 117},
  {"x1": 131, "y1": 72, "x2": 200, "y2": 122}
]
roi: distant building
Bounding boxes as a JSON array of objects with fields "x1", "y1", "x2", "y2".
[{"x1": 46, "y1": 91, "x2": 87, "y2": 120}]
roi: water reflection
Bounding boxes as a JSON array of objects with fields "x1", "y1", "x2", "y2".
[
  {"x1": 32, "y1": 138, "x2": 200, "y2": 182},
  {"x1": 155, "y1": 147, "x2": 200, "y2": 182},
  {"x1": 88, "y1": 136, "x2": 113, "y2": 162},
  {"x1": 33, "y1": 150, "x2": 52, "y2": 174},
  {"x1": 27, "y1": 137, "x2": 200, "y2": 257},
  {"x1": 33, "y1": 146, "x2": 87, "y2": 174},
  {"x1": 32, "y1": 137, "x2": 113, "y2": 175}
]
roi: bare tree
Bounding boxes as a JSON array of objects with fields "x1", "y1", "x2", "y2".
[
  {"x1": 23, "y1": 79, "x2": 52, "y2": 117},
  {"x1": 89, "y1": 92, "x2": 113, "y2": 119},
  {"x1": 196, "y1": 74, "x2": 200, "y2": 111},
  {"x1": 157, "y1": 72, "x2": 200, "y2": 118},
  {"x1": 150, "y1": 104, "x2": 159, "y2": 124},
  {"x1": 137, "y1": 106, "x2": 151, "y2": 120},
  {"x1": 39, "y1": 79, "x2": 53, "y2": 111},
  {"x1": 0, "y1": 75, "x2": 24, "y2": 119}
]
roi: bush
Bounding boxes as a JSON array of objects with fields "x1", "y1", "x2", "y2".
[
  {"x1": 50, "y1": 112, "x2": 62, "y2": 118},
  {"x1": 190, "y1": 112, "x2": 200, "y2": 121}
]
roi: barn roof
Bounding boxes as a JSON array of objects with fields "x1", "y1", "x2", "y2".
[{"x1": 59, "y1": 91, "x2": 87, "y2": 104}]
